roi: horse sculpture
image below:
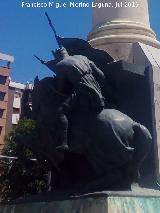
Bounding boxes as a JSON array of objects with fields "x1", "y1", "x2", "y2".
[{"x1": 31, "y1": 76, "x2": 152, "y2": 192}]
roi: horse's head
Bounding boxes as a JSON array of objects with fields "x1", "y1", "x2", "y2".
[
  {"x1": 32, "y1": 77, "x2": 67, "y2": 168},
  {"x1": 32, "y1": 77, "x2": 67, "y2": 145},
  {"x1": 32, "y1": 77, "x2": 65, "y2": 121}
]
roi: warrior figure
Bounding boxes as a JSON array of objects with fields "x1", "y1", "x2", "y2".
[
  {"x1": 53, "y1": 47, "x2": 109, "y2": 151},
  {"x1": 35, "y1": 13, "x2": 116, "y2": 151}
]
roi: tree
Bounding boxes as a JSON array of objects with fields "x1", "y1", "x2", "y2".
[{"x1": 0, "y1": 119, "x2": 49, "y2": 201}]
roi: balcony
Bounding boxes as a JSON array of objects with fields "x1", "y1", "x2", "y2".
[
  {"x1": 12, "y1": 114, "x2": 20, "y2": 125},
  {"x1": 13, "y1": 97, "x2": 21, "y2": 109}
]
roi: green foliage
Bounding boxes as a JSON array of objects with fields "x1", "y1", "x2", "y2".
[
  {"x1": 0, "y1": 119, "x2": 49, "y2": 201},
  {"x1": 4, "y1": 119, "x2": 37, "y2": 157}
]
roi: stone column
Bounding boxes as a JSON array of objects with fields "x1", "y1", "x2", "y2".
[
  {"x1": 88, "y1": 0, "x2": 160, "y2": 185},
  {"x1": 88, "y1": 0, "x2": 160, "y2": 60}
]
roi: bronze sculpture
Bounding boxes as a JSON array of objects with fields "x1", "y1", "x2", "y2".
[
  {"x1": 24, "y1": 13, "x2": 152, "y2": 192},
  {"x1": 31, "y1": 75, "x2": 151, "y2": 191}
]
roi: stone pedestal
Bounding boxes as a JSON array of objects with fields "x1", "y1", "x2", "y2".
[
  {"x1": 88, "y1": 0, "x2": 160, "y2": 61},
  {"x1": 1, "y1": 191, "x2": 160, "y2": 213},
  {"x1": 128, "y1": 43, "x2": 160, "y2": 183},
  {"x1": 93, "y1": 43, "x2": 160, "y2": 184},
  {"x1": 103, "y1": 60, "x2": 154, "y2": 180},
  {"x1": 88, "y1": 0, "x2": 160, "y2": 185}
]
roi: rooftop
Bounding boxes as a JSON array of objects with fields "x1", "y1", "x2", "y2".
[
  {"x1": 0, "y1": 52, "x2": 14, "y2": 63},
  {"x1": 9, "y1": 81, "x2": 33, "y2": 90},
  {"x1": 9, "y1": 81, "x2": 25, "y2": 90}
]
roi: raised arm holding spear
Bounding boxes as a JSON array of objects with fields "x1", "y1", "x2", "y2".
[{"x1": 34, "y1": 12, "x2": 63, "y2": 64}]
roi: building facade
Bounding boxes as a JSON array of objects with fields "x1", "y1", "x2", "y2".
[
  {"x1": 0, "y1": 52, "x2": 14, "y2": 151},
  {"x1": 5, "y1": 81, "x2": 25, "y2": 133},
  {"x1": 0, "y1": 52, "x2": 32, "y2": 152}
]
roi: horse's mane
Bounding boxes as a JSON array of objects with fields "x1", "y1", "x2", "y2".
[{"x1": 32, "y1": 76, "x2": 67, "y2": 113}]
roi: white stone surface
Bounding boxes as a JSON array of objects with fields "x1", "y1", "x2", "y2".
[
  {"x1": 149, "y1": 66, "x2": 160, "y2": 183},
  {"x1": 92, "y1": 0, "x2": 150, "y2": 29},
  {"x1": 88, "y1": 0, "x2": 160, "y2": 185},
  {"x1": 130, "y1": 43, "x2": 160, "y2": 66},
  {"x1": 135, "y1": 43, "x2": 160, "y2": 182},
  {"x1": 88, "y1": 0, "x2": 160, "y2": 61},
  {"x1": 121, "y1": 42, "x2": 160, "y2": 182}
]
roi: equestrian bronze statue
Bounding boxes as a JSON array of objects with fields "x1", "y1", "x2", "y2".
[{"x1": 26, "y1": 13, "x2": 152, "y2": 192}]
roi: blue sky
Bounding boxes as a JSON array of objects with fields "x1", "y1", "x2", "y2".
[{"x1": 0, "y1": 0, "x2": 159, "y2": 83}]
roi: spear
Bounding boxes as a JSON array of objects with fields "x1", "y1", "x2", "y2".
[
  {"x1": 45, "y1": 12, "x2": 62, "y2": 48},
  {"x1": 34, "y1": 55, "x2": 45, "y2": 64}
]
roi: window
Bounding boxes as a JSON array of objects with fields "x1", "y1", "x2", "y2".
[
  {"x1": 0, "y1": 92, "x2": 5, "y2": 101},
  {"x1": 13, "y1": 96, "x2": 21, "y2": 108},
  {"x1": 0, "y1": 109, "x2": 4, "y2": 118},
  {"x1": 14, "y1": 94, "x2": 19, "y2": 98},
  {"x1": 0, "y1": 76, "x2": 7, "y2": 85},
  {"x1": 14, "y1": 90, "x2": 22, "y2": 98},
  {"x1": 13, "y1": 108, "x2": 20, "y2": 114},
  {"x1": 0, "y1": 127, "x2": 2, "y2": 135}
]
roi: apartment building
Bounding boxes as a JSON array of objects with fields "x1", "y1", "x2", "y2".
[
  {"x1": 5, "y1": 81, "x2": 25, "y2": 132},
  {"x1": 0, "y1": 52, "x2": 14, "y2": 151}
]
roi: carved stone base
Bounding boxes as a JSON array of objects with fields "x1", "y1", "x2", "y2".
[{"x1": 1, "y1": 190, "x2": 160, "y2": 213}]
